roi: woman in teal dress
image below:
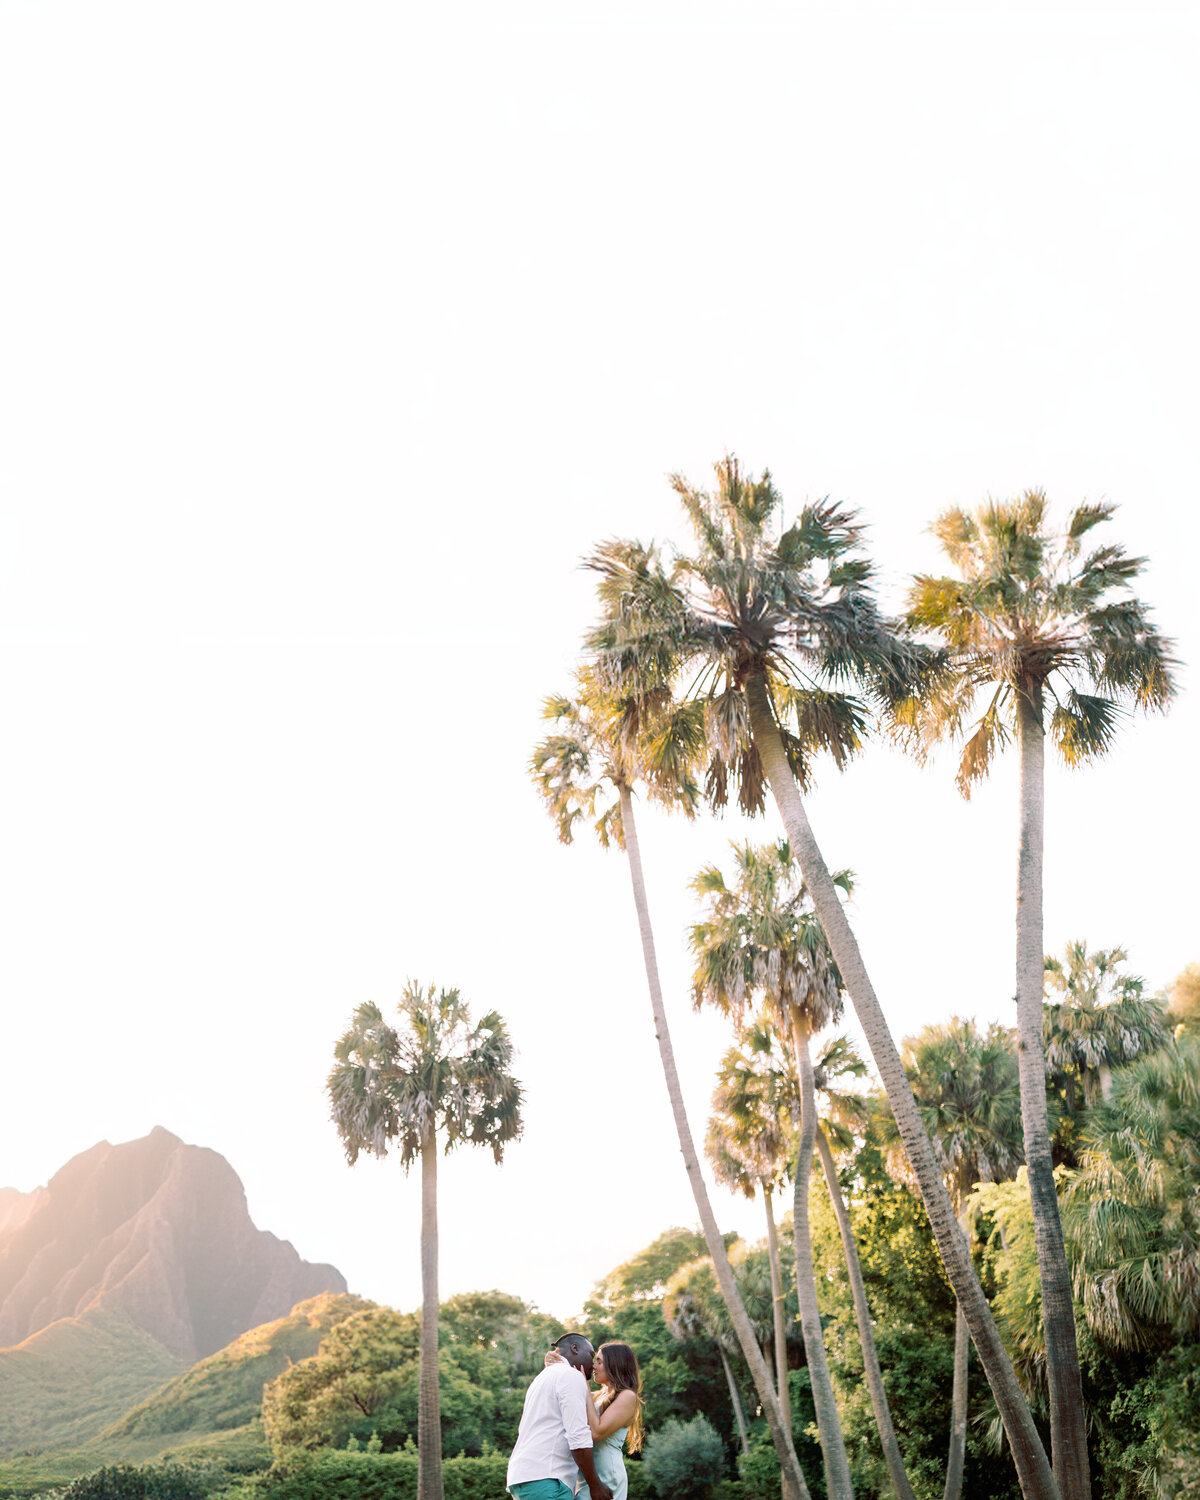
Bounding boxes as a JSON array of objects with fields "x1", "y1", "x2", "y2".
[{"x1": 545, "y1": 1341, "x2": 643, "y2": 1500}]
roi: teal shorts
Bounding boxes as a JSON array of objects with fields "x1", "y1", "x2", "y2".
[{"x1": 510, "y1": 1482, "x2": 574, "y2": 1500}]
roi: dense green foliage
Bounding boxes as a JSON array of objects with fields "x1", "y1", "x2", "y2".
[
  {"x1": 112, "y1": 1297, "x2": 369, "y2": 1441},
  {"x1": 232, "y1": 1448, "x2": 508, "y2": 1500},
  {"x1": 48, "y1": 1462, "x2": 227, "y2": 1500},
  {"x1": 260, "y1": 1291, "x2": 560, "y2": 1460},
  {"x1": 643, "y1": 1415, "x2": 725, "y2": 1500}
]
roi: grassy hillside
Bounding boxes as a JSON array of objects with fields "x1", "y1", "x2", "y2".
[
  {"x1": 0, "y1": 1308, "x2": 182, "y2": 1457},
  {"x1": 109, "y1": 1292, "x2": 369, "y2": 1439},
  {"x1": 0, "y1": 1293, "x2": 369, "y2": 1497},
  {"x1": 0, "y1": 1422, "x2": 268, "y2": 1497}
]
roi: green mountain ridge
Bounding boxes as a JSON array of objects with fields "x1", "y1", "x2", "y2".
[
  {"x1": 0, "y1": 1308, "x2": 183, "y2": 1458},
  {"x1": 0, "y1": 1293, "x2": 370, "y2": 1496}
]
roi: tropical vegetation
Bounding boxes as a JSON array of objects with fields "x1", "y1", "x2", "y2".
[{"x1": 11, "y1": 470, "x2": 1191, "y2": 1500}]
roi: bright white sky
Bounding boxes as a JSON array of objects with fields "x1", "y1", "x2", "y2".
[{"x1": 1, "y1": 2, "x2": 1196, "y2": 1327}]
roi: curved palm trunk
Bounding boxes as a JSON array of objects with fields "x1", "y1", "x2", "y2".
[
  {"x1": 1015, "y1": 688, "x2": 1090, "y2": 1500},
  {"x1": 419, "y1": 1121, "x2": 443, "y2": 1500},
  {"x1": 618, "y1": 784, "x2": 810, "y2": 1500},
  {"x1": 743, "y1": 672, "x2": 1059, "y2": 1500},
  {"x1": 814, "y1": 1127, "x2": 917, "y2": 1500},
  {"x1": 763, "y1": 1184, "x2": 792, "y2": 1433},
  {"x1": 717, "y1": 1341, "x2": 751, "y2": 1456},
  {"x1": 791, "y1": 1016, "x2": 855, "y2": 1500}
]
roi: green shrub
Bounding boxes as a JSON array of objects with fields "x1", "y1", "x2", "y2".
[
  {"x1": 642, "y1": 1415, "x2": 724, "y2": 1500},
  {"x1": 1094, "y1": 1343, "x2": 1200, "y2": 1500},
  {"x1": 51, "y1": 1463, "x2": 229, "y2": 1500},
  {"x1": 624, "y1": 1459, "x2": 648, "y2": 1500}
]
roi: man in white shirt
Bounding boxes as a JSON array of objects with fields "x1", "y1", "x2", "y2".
[{"x1": 506, "y1": 1333, "x2": 613, "y2": 1500}]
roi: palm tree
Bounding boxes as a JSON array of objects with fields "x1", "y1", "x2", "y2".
[
  {"x1": 1062, "y1": 1032, "x2": 1200, "y2": 1351},
  {"x1": 589, "y1": 462, "x2": 1059, "y2": 1500},
  {"x1": 327, "y1": 986, "x2": 523, "y2": 1500},
  {"x1": 902, "y1": 494, "x2": 1177, "y2": 1500},
  {"x1": 530, "y1": 670, "x2": 813, "y2": 1500},
  {"x1": 707, "y1": 1021, "x2": 795, "y2": 1432},
  {"x1": 691, "y1": 839, "x2": 854, "y2": 1500},
  {"x1": 883, "y1": 1019, "x2": 1024, "y2": 1500},
  {"x1": 1044, "y1": 940, "x2": 1169, "y2": 1110},
  {"x1": 663, "y1": 1258, "x2": 752, "y2": 1456}
]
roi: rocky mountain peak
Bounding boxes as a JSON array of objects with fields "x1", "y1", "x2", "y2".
[{"x1": 0, "y1": 1130, "x2": 346, "y2": 1363}]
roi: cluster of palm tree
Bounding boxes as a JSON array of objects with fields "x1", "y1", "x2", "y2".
[{"x1": 531, "y1": 461, "x2": 1177, "y2": 1500}]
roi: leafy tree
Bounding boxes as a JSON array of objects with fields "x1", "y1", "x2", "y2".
[
  {"x1": 262, "y1": 1305, "x2": 420, "y2": 1452},
  {"x1": 589, "y1": 1228, "x2": 717, "y2": 1308},
  {"x1": 327, "y1": 988, "x2": 523, "y2": 1500},
  {"x1": 884, "y1": 1020, "x2": 1023, "y2": 1500},
  {"x1": 589, "y1": 459, "x2": 1055, "y2": 1500},
  {"x1": 662, "y1": 1259, "x2": 751, "y2": 1455},
  {"x1": 642, "y1": 1414, "x2": 725, "y2": 1500},
  {"x1": 531, "y1": 665, "x2": 810, "y2": 1500},
  {"x1": 903, "y1": 493, "x2": 1177, "y2": 1500},
  {"x1": 1167, "y1": 962, "x2": 1200, "y2": 1032},
  {"x1": 439, "y1": 1290, "x2": 559, "y2": 1378},
  {"x1": 1043, "y1": 940, "x2": 1169, "y2": 1110},
  {"x1": 261, "y1": 1297, "x2": 558, "y2": 1460}
]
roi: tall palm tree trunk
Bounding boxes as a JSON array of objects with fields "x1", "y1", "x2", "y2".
[
  {"x1": 1015, "y1": 687, "x2": 1090, "y2": 1500},
  {"x1": 814, "y1": 1127, "x2": 917, "y2": 1500},
  {"x1": 763, "y1": 1184, "x2": 792, "y2": 1433},
  {"x1": 419, "y1": 1121, "x2": 443, "y2": 1500},
  {"x1": 717, "y1": 1340, "x2": 751, "y2": 1456},
  {"x1": 791, "y1": 1016, "x2": 855, "y2": 1500},
  {"x1": 944, "y1": 1297, "x2": 969, "y2": 1500},
  {"x1": 743, "y1": 671, "x2": 1060, "y2": 1500},
  {"x1": 618, "y1": 784, "x2": 810, "y2": 1500}
]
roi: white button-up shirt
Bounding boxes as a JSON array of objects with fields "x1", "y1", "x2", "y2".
[{"x1": 506, "y1": 1361, "x2": 593, "y2": 1490}]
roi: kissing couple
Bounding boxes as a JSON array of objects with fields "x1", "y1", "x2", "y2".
[{"x1": 506, "y1": 1335, "x2": 643, "y2": 1500}]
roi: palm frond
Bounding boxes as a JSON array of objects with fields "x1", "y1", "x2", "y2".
[
  {"x1": 1050, "y1": 691, "x2": 1121, "y2": 767},
  {"x1": 955, "y1": 687, "x2": 1010, "y2": 798}
]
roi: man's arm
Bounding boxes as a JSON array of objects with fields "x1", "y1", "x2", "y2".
[
  {"x1": 556, "y1": 1368, "x2": 612, "y2": 1500},
  {"x1": 571, "y1": 1447, "x2": 613, "y2": 1500}
]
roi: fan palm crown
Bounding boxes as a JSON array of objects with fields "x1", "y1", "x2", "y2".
[
  {"x1": 1063, "y1": 1034, "x2": 1200, "y2": 1350},
  {"x1": 588, "y1": 458, "x2": 932, "y2": 815},
  {"x1": 900, "y1": 493, "x2": 1176, "y2": 793},
  {"x1": 707, "y1": 1018, "x2": 794, "y2": 1198},
  {"x1": 889, "y1": 1017, "x2": 1025, "y2": 1209},
  {"x1": 1044, "y1": 940, "x2": 1169, "y2": 1109},
  {"x1": 328, "y1": 987, "x2": 523, "y2": 1169},
  {"x1": 690, "y1": 839, "x2": 850, "y2": 1033}
]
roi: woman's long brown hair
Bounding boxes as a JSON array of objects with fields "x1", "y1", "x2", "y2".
[{"x1": 595, "y1": 1341, "x2": 644, "y2": 1453}]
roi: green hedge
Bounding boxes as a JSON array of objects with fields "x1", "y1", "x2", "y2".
[
  {"x1": 41, "y1": 1462, "x2": 229, "y2": 1500},
  {"x1": 238, "y1": 1450, "x2": 663, "y2": 1500},
  {"x1": 241, "y1": 1449, "x2": 507, "y2": 1500}
]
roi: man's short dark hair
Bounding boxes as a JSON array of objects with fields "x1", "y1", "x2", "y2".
[{"x1": 554, "y1": 1332, "x2": 592, "y2": 1354}]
